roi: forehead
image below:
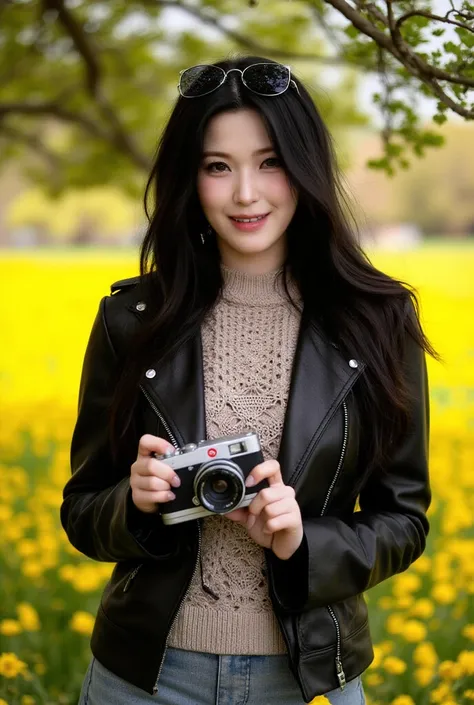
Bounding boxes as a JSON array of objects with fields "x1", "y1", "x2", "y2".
[{"x1": 202, "y1": 109, "x2": 272, "y2": 151}]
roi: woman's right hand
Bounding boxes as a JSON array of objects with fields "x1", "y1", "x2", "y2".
[{"x1": 130, "y1": 435, "x2": 182, "y2": 514}]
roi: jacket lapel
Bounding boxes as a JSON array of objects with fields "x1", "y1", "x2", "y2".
[
  {"x1": 140, "y1": 326, "x2": 206, "y2": 448},
  {"x1": 277, "y1": 314, "x2": 365, "y2": 485},
  {"x1": 136, "y1": 304, "x2": 364, "y2": 479}
]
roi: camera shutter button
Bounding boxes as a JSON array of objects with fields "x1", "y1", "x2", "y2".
[{"x1": 183, "y1": 443, "x2": 197, "y2": 453}]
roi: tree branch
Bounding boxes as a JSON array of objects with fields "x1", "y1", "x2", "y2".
[
  {"x1": 395, "y1": 9, "x2": 474, "y2": 34},
  {"x1": 42, "y1": 0, "x2": 100, "y2": 95},
  {"x1": 41, "y1": 0, "x2": 150, "y2": 169},
  {"x1": 0, "y1": 121, "x2": 62, "y2": 174},
  {"x1": 0, "y1": 101, "x2": 150, "y2": 169},
  {"x1": 324, "y1": 0, "x2": 474, "y2": 117}
]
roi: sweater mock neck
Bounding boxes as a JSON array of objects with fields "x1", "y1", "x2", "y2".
[{"x1": 220, "y1": 264, "x2": 301, "y2": 307}]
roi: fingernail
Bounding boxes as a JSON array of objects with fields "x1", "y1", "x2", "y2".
[
  {"x1": 171, "y1": 475, "x2": 181, "y2": 487},
  {"x1": 168, "y1": 492, "x2": 176, "y2": 500},
  {"x1": 245, "y1": 476, "x2": 255, "y2": 487}
]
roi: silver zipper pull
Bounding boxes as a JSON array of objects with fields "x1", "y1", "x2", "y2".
[
  {"x1": 123, "y1": 564, "x2": 142, "y2": 592},
  {"x1": 335, "y1": 658, "x2": 346, "y2": 690}
]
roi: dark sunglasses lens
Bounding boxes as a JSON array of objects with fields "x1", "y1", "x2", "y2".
[
  {"x1": 180, "y1": 66, "x2": 224, "y2": 97},
  {"x1": 243, "y1": 64, "x2": 289, "y2": 95}
]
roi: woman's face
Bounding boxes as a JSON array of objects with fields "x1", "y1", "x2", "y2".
[{"x1": 197, "y1": 108, "x2": 297, "y2": 274}]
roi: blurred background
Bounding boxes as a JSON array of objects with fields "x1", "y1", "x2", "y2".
[{"x1": 0, "y1": 2, "x2": 473, "y2": 705}]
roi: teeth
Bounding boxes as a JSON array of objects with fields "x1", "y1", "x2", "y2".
[{"x1": 232, "y1": 215, "x2": 266, "y2": 223}]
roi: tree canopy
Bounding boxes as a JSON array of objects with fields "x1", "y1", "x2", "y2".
[{"x1": 0, "y1": 0, "x2": 472, "y2": 191}]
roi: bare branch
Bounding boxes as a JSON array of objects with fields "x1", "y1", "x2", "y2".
[
  {"x1": 0, "y1": 121, "x2": 61, "y2": 173},
  {"x1": 41, "y1": 0, "x2": 100, "y2": 95},
  {"x1": 0, "y1": 101, "x2": 107, "y2": 138},
  {"x1": 0, "y1": 101, "x2": 150, "y2": 169},
  {"x1": 41, "y1": 0, "x2": 150, "y2": 169}
]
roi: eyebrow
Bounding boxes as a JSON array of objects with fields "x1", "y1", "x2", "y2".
[{"x1": 202, "y1": 147, "x2": 275, "y2": 158}]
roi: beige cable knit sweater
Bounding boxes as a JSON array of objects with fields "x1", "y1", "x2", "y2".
[{"x1": 167, "y1": 264, "x2": 302, "y2": 655}]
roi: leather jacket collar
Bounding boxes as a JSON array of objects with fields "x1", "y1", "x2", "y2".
[{"x1": 135, "y1": 302, "x2": 365, "y2": 486}]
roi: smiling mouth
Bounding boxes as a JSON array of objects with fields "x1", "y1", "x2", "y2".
[{"x1": 229, "y1": 214, "x2": 270, "y2": 223}]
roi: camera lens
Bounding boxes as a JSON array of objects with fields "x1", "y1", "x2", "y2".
[{"x1": 194, "y1": 460, "x2": 245, "y2": 513}]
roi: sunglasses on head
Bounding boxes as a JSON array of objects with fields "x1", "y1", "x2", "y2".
[{"x1": 178, "y1": 62, "x2": 300, "y2": 98}]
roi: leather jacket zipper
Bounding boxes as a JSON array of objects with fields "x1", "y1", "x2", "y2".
[
  {"x1": 320, "y1": 400, "x2": 349, "y2": 690},
  {"x1": 123, "y1": 564, "x2": 143, "y2": 592},
  {"x1": 122, "y1": 386, "x2": 183, "y2": 595},
  {"x1": 153, "y1": 522, "x2": 202, "y2": 694},
  {"x1": 140, "y1": 385, "x2": 202, "y2": 696}
]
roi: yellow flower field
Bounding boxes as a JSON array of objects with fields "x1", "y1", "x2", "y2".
[{"x1": 0, "y1": 245, "x2": 473, "y2": 705}]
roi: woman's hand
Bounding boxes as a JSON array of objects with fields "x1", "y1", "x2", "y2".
[
  {"x1": 130, "y1": 435, "x2": 182, "y2": 514},
  {"x1": 225, "y1": 460, "x2": 304, "y2": 560}
]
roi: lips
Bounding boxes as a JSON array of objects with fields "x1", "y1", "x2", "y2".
[{"x1": 229, "y1": 213, "x2": 270, "y2": 222}]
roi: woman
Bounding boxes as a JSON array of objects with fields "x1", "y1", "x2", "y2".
[{"x1": 61, "y1": 56, "x2": 433, "y2": 705}]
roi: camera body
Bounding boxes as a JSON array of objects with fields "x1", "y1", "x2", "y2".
[{"x1": 156, "y1": 431, "x2": 268, "y2": 525}]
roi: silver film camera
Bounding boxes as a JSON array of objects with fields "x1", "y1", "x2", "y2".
[{"x1": 155, "y1": 432, "x2": 268, "y2": 525}]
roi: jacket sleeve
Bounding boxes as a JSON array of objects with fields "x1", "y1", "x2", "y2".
[
  {"x1": 60, "y1": 296, "x2": 180, "y2": 563},
  {"x1": 266, "y1": 325, "x2": 431, "y2": 612}
]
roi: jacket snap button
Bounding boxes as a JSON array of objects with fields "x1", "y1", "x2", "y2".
[
  {"x1": 145, "y1": 369, "x2": 156, "y2": 379},
  {"x1": 136, "y1": 302, "x2": 146, "y2": 311},
  {"x1": 349, "y1": 359, "x2": 358, "y2": 368}
]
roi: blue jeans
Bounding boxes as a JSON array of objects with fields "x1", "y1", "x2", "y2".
[{"x1": 79, "y1": 647, "x2": 366, "y2": 704}]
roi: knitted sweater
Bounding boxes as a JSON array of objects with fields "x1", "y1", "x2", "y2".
[{"x1": 167, "y1": 264, "x2": 303, "y2": 655}]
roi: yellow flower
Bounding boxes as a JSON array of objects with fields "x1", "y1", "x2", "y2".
[
  {"x1": 401, "y1": 619, "x2": 427, "y2": 643},
  {"x1": 379, "y1": 641, "x2": 394, "y2": 655},
  {"x1": 70, "y1": 611, "x2": 95, "y2": 636},
  {"x1": 430, "y1": 683, "x2": 452, "y2": 703},
  {"x1": 0, "y1": 620, "x2": 22, "y2": 636},
  {"x1": 386, "y1": 614, "x2": 405, "y2": 635},
  {"x1": 365, "y1": 673, "x2": 384, "y2": 687},
  {"x1": 396, "y1": 596, "x2": 415, "y2": 610},
  {"x1": 412, "y1": 555, "x2": 431, "y2": 573},
  {"x1": 392, "y1": 696, "x2": 415, "y2": 705},
  {"x1": 414, "y1": 642, "x2": 438, "y2": 669},
  {"x1": 21, "y1": 561, "x2": 43, "y2": 579},
  {"x1": 34, "y1": 662, "x2": 46, "y2": 676},
  {"x1": 383, "y1": 657, "x2": 407, "y2": 675},
  {"x1": 16, "y1": 604, "x2": 40, "y2": 632},
  {"x1": 393, "y1": 573, "x2": 422, "y2": 595},
  {"x1": 463, "y1": 624, "x2": 474, "y2": 641},
  {"x1": 21, "y1": 697, "x2": 35, "y2": 705},
  {"x1": 458, "y1": 650, "x2": 474, "y2": 676},
  {"x1": 0, "y1": 652, "x2": 28, "y2": 678},
  {"x1": 414, "y1": 668, "x2": 434, "y2": 687},
  {"x1": 0, "y1": 699, "x2": 8, "y2": 705},
  {"x1": 432, "y1": 583, "x2": 457, "y2": 604},
  {"x1": 369, "y1": 645, "x2": 383, "y2": 670},
  {"x1": 464, "y1": 690, "x2": 474, "y2": 700},
  {"x1": 438, "y1": 660, "x2": 463, "y2": 681},
  {"x1": 410, "y1": 598, "x2": 435, "y2": 619},
  {"x1": 16, "y1": 539, "x2": 37, "y2": 558}
]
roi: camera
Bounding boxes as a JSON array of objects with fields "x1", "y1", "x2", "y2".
[{"x1": 155, "y1": 432, "x2": 268, "y2": 525}]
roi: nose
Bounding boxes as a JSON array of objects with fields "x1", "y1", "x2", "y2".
[{"x1": 233, "y1": 170, "x2": 259, "y2": 206}]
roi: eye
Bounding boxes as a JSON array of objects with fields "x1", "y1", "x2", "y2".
[
  {"x1": 204, "y1": 161, "x2": 229, "y2": 173},
  {"x1": 262, "y1": 157, "x2": 282, "y2": 168}
]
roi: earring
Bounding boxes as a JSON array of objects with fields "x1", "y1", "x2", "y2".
[{"x1": 200, "y1": 224, "x2": 213, "y2": 245}]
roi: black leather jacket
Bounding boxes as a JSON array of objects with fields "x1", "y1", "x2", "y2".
[{"x1": 60, "y1": 275, "x2": 431, "y2": 703}]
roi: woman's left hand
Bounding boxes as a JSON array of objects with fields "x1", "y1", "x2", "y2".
[{"x1": 225, "y1": 459, "x2": 304, "y2": 560}]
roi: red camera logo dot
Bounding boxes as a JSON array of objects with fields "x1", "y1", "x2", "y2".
[{"x1": 207, "y1": 448, "x2": 217, "y2": 458}]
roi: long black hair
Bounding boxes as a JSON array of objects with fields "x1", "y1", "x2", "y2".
[{"x1": 110, "y1": 54, "x2": 437, "y2": 471}]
